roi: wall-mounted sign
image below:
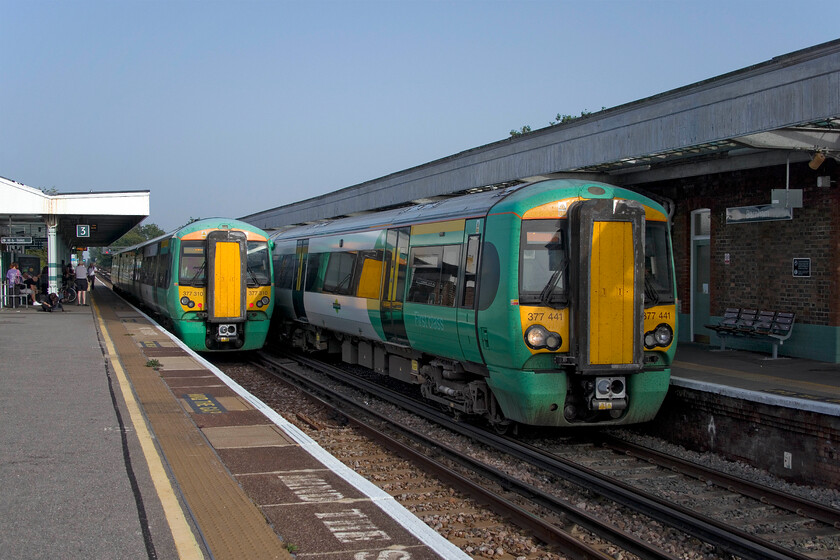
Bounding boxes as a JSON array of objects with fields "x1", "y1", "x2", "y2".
[
  {"x1": 726, "y1": 205, "x2": 793, "y2": 224},
  {"x1": 793, "y1": 258, "x2": 811, "y2": 277},
  {"x1": 1, "y1": 236, "x2": 33, "y2": 244},
  {"x1": 76, "y1": 224, "x2": 90, "y2": 237}
]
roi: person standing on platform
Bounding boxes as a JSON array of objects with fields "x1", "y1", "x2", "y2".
[
  {"x1": 74, "y1": 261, "x2": 88, "y2": 305},
  {"x1": 5, "y1": 262, "x2": 22, "y2": 307},
  {"x1": 87, "y1": 261, "x2": 97, "y2": 291}
]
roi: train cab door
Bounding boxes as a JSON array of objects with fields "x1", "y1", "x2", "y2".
[
  {"x1": 380, "y1": 227, "x2": 409, "y2": 343},
  {"x1": 206, "y1": 230, "x2": 247, "y2": 323},
  {"x1": 456, "y1": 220, "x2": 485, "y2": 364},
  {"x1": 292, "y1": 239, "x2": 308, "y2": 321},
  {"x1": 570, "y1": 198, "x2": 645, "y2": 373}
]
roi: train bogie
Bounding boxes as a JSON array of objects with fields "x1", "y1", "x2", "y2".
[{"x1": 269, "y1": 179, "x2": 677, "y2": 428}]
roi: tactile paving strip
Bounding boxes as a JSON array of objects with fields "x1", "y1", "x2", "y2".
[{"x1": 95, "y1": 290, "x2": 291, "y2": 560}]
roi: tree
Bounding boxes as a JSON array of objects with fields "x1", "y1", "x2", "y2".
[
  {"x1": 90, "y1": 223, "x2": 166, "y2": 269},
  {"x1": 509, "y1": 108, "x2": 606, "y2": 138}
]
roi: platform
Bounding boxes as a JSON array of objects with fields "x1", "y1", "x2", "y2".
[
  {"x1": 653, "y1": 343, "x2": 840, "y2": 488},
  {"x1": 0, "y1": 287, "x2": 468, "y2": 560}
]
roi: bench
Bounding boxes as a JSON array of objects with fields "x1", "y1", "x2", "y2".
[
  {"x1": 1, "y1": 283, "x2": 29, "y2": 309},
  {"x1": 705, "y1": 308, "x2": 795, "y2": 359}
]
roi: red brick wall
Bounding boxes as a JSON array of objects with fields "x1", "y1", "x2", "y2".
[{"x1": 646, "y1": 159, "x2": 840, "y2": 326}]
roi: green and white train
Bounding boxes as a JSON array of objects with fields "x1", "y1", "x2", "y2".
[
  {"x1": 269, "y1": 179, "x2": 676, "y2": 428},
  {"x1": 112, "y1": 218, "x2": 274, "y2": 352}
]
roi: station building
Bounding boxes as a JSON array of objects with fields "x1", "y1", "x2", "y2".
[{"x1": 0, "y1": 176, "x2": 148, "y2": 299}]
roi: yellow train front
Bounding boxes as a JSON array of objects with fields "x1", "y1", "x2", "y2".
[
  {"x1": 479, "y1": 181, "x2": 677, "y2": 426},
  {"x1": 112, "y1": 218, "x2": 274, "y2": 352}
]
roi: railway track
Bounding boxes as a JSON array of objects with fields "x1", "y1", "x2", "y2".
[{"x1": 218, "y1": 351, "x2": 840, "y2": 560}]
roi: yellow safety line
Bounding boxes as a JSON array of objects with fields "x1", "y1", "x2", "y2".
[
  {"x1": 673, "y1": 360, "x2": 839, "y2": 393},
  {"x1": 92, "y1": 300, "x2": 205, "y2": 560}
]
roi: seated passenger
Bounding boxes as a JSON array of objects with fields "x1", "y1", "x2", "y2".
[
  {"x1": 23, "y1": 274, "x2": 39, "y2": 305},
  {"x1": 40, "y1": 292, "x2": 64, "y2": 312}
]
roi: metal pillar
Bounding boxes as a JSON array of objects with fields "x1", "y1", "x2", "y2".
[{"x1": 46, "y1": 215, "x2": 59, "y2": 294}]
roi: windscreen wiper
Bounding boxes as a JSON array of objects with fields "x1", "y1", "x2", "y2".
[
  {"x1": 187, "y1": 262, "x2": 206, "y2": 286},
  {"x1": 539, "y1": 258, "x2": 568, "y2": 308}
]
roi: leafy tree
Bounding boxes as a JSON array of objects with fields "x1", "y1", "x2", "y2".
[{"x1": 90, "y1": 222, "x2": 166, "y2": 269}]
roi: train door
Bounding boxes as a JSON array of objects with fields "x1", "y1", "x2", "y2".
[
  {"x1": 691, "y1": 209, "x2": 711, "y2": 343},
  {"x1": 570, "y1": 198, "x2": 644, "y2": 373},
  {"x1": 456, "y1": 220, "x2": 485, "y2": 363},
  {"x1": 380, "y1": 227, "x2": 409, "y2": 342},
  {"x1": 206, "y1": 230, "x2": 247, "y2": 323},
  {"x1": 292, "y1": 239, "x2": 308, "y2": 321}
]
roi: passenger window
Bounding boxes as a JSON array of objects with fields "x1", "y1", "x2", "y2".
[
  {"x1": 274, "y1": 254, "x2": 296, "y2": 289},
  {"x1": 461, "y1": 235, "x2": 479, "y2": 308},
  {"x1": 407, "y1": 245, "x2": 460, "y2": 307},
  {"x1": 356, "y1": 250, "x2": 384, "y2": 299},
  {"x1": 323, "y1": 252, "x2": 357, "y2": 295},
  {"x1": 304, "y1": 253, "x2": 322, "y2": 292}
]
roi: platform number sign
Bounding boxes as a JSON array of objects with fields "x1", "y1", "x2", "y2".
[{"x1": 77, "y1": 224, "x2": 90, "y2": 238}]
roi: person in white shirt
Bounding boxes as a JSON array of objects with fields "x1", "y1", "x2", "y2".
[
  {"x1": 74, "y1": 262, "x2": 88, "y2": 305},
  {"x1": 87, "y1": 262, "x2": 97, "y2": 291}
]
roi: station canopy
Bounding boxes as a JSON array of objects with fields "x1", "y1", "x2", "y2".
[{"x1": 1, "y1": 176, "x2": 149, "y2": 249}]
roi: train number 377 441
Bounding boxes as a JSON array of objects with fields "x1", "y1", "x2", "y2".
[
  {"x1": 645, "y1": 311, "x2": 672, "y2": 320},
  {"x1": 527, "y1": 312, "x2": 562, "y2": 322}
]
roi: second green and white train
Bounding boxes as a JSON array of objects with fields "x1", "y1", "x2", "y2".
[{"x1": 269, "y1": 179, "x2": 677, "y2": 429}]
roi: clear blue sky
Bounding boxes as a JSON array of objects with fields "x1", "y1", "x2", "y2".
[{"x1": 2, "y1": 0, "x2": 838, "y2": 232}]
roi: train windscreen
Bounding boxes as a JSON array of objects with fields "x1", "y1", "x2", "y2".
[
  {"x1": 644, "y1": 222, "x2": 674, "y2": 306},
  {"x1": 179, "y1": 242, "x2": 206, "y2": 286},
  {"x1": 519, "y1": 220, "x2": 567, "y2": 307},
  {"x1": 246, "y1": 241, "x2": 271, "y2": 286}
]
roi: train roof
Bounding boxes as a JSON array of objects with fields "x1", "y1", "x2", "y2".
[
  {"x1": 270, "y1": 184, "x2": 526, "y2": 242},
  {"x1": 268, "y1": 178, "x2": 665, "y2": 241},
  {"x1": 113, "y1": 217, "x2": 268, "y2": 254}
]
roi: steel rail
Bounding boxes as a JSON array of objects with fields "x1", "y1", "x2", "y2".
[
  {"x1": 271, "y1": 351, "x2": 817, "y2": 560},
  {"x1": 253, "y1": 353, "x2": 620, "y2": 560},
  {"x1": 598, "y1": 434, "x2": 840, "y2": 529}
]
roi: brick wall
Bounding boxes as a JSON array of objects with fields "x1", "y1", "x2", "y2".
[{"x1": 647, "y1": 159, "x2": 840, "y2": 327}]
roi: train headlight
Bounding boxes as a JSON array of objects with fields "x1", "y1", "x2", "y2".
[
  {"x1": 256, "y1": 296, "x2": 270, "y2": 308},
  {"x1": 524, "y1": 325, "x2": 562, "y2": 351},
  {"x1": 644, "y1": 323, "x2": 673, "y2": 349}
]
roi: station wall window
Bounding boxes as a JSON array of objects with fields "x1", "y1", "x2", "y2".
[{"x1": 407, "y1": 245, "x2": 460, "y2": 307}]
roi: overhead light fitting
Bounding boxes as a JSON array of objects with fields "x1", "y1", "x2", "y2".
[{"x1": 809, "y1": 151, "x2": 826, "y2": 170}]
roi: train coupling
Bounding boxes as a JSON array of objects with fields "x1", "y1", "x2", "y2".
[
  {"x1": 588, "y1": 376, "x2": 627, "y2": 414},
  {"x1": 215, "y1": 323, "x2": 238, "y2": 342}
]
